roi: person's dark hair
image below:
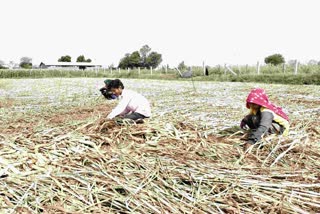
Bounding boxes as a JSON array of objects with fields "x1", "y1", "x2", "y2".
[{"x1": 108, "y1": 79, "x2": 124, "y2": 90}]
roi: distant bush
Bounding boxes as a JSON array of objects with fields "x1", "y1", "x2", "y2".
[
  {"x1": 58, "y1": 55, "x2": 72, "y2": 62},
  {"x1": 264, "y1": 54, "x2": 285, "y2": 66},
  {"x1": 20, "y1": 57, "x2": 32, "y2": 69}
]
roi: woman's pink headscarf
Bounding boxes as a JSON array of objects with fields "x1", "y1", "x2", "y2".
[{"x1": 246, "y1": 88, "x2": 289, "y2": 121}]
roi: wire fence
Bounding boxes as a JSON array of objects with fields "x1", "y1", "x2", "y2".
[{"x1": 0, "y1": 63, "x2": 319, "y2": 84}]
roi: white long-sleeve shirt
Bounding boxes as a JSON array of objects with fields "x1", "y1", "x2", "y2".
[{"x1": 107, "y1": 89, "x2": 151, "y2": 119}]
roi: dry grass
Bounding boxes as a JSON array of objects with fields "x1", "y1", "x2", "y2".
[{"x1": 0, "y1": 78, "x2": 319, "y2": 213}]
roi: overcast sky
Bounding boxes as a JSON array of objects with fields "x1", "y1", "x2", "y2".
[{"x1": 1, "y1": 0, "x2": 319, "y2": 67}]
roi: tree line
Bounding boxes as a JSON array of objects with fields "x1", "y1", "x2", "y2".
[
  {"x1": 118, "y1": 45, "x2": 162, "y2": 69},
  {"x1": 1, "y1": 52, "x2": 320, "y2": 70},
  {"x1": 58, "y1": 55, "x2": 92, "y2": 63}
]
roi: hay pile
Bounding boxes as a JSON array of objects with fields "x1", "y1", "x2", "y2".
[{"x1": 0, "y1": 108, "x2": 319, "y2": 213}]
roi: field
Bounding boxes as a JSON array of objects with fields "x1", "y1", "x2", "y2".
[{"x1": 0, "y1": 78, "x2": 320, "y2": 213}]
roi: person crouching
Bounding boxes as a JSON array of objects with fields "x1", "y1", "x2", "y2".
[
  {"x1": 106, "y1": 79, "x2": 151, "y2": 123},
  {"x1": 240, "y1": 88, "x2": 289, "y2": 151}
]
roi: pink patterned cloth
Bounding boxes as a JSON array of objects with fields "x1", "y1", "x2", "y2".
[{"x1": 246, "y1": 88, "x2": 289, "y2": 121}]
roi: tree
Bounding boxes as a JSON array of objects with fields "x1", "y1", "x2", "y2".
[
  {"x1": 76, "y1": 55, "x2": 92, "y2": 63},
  {"x1": 0, "y1": 60, "x2": 6, "y2": 69},
  {"x1": 76, "y1": 55, "x2": 85, "y2": 62},
  {"x1": 20, "y1": 57, "x2": 32, "y2": 69},
  {"x1": 58, "y1": 55, "x2": 71, "y2": 62},
  {"x1": 264, "y1": 54, "x2": 285, "y2": 66},
  {"x1": 108, "y1": 63, "x2": 116, "y2": 69},
  {"x1": 129, "y1": 51, "x2": 141, "y2": 68},
  {"x1": 118, "y1": 52, "x2": 141, "y2": 69},
  {"x1": 178, "y1": 61, "x2": 187, "y2": 70},
  {"x1": 118, "y1": 45, "x2": 163, "y2": 69},
  {"x1": 146, "y1": 52, "x2": 162, "y2": 68},
  {"x1": 139, "y1": 45, "x2": 151, "y2": 68},
  {"x1": 118, "y1": 53, "x2": 131, "y2": 69}
]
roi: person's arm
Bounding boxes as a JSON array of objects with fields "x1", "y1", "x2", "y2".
[
  {"x1": 107, "y1": 94, "x2": 131, "y2": 119},
  {"x1": 248, "y1": 111, "x2": 273, "y2": 144}
]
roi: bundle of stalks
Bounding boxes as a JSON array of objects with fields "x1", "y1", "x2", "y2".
[{"x1": 0, "y1": 112, "x2": 319, "y2": 213}]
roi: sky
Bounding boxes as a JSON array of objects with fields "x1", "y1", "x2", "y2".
[{"x1": 1, "y1": 0, "x2": 319, "y2": 67}]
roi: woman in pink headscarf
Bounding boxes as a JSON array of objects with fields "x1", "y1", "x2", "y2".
[{"x1": 241, "y1": 88, "x2": 289, "y2": 150}]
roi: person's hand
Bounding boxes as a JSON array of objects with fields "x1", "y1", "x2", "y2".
[
  {"x1": 99, "y1": 87, "x2": 107, "y2": 92},
  {"x1": 240, "y1": 120, "x2": 249, "y2": 130}
]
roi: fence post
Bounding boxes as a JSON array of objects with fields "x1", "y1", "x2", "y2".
[
  {"x1": 127, "y1": 68, "x2": 130, "y2": 73},
  {"x1": 150, "y1": 67, "x2": 153, "y2": 75},
  {"x1": 256, "y1": 61, "x2": 260, "y2": 75},
  {"x1": 118, "y1": 68, "x2": 121, "y2": 74},
  {"x1": 138, "y1": 67, "x2": 140, "y2": 75},
  {"x1": 203, "y1": 61, "x2": 205, "y2": 75},
  {"x1": 294, "y1": 60, "x2": 298, "y2": 75}
]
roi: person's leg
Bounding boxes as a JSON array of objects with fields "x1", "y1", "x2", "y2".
[
  {"x1": 123, "y1": 112, "x2": 146, "y2": 121},
  {"x1": 268, "y1": 122, "x2": 284, "y2": 135}
]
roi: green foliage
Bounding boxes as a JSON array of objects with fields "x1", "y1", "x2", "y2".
[
  {"x1": 146, "y1": 52, "x2": 162, "y2": 68},
  {"x1": 76, "y1": 55, "x2": 85, "y2": 62},
  {"x1": 264, "y1": 54, "x2": 285, "y2": 66},
  {"x1": 1, "y1": 64, "x2": 319, "y2": 85},
  {"x1": 118, "y1": 45, "x2": 162, "y2": 69},
  {"x1": 193, "y1": 73, "x2": 320, "y2": 85},
  {"x1": 58, "y1": 55, "x2": 71, "y2": 62},
  {"x1": 118, "y1": 54, "x2": 131, "y2": 69},
  {"x1": 178, "y1": 61, "x2": 187, "y2": 70},
  {"x1": 130, "y1": 51, "x2": 141, "y2": 68},
  {"x1": 20, "y1": 57, "x2": 32, "y2": 69},
  {"x1": 140, "y1": 45, "x2": 151, "y2": 68},
  {"x1": 0, "y1": 60, "x2": 7, "y2": 69},
  {"x1": 77, "y1": 55, "x2": 92, "y2": 63}
]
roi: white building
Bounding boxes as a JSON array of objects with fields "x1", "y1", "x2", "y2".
[{"x1": 39, "y1": 62, "x2": 102, "y2": 70}]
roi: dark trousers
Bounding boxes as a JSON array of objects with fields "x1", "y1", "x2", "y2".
[
  {"x1": 123, "y1": 112, "x2": 147, "y2": 121},
  {"x1": 244, "y1": 114, "x2": 284, "y2": 135}
]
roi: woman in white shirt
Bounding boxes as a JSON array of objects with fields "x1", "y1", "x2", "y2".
[{"x1": 106, "y1": 79, "x2": 151, "y2": 121}]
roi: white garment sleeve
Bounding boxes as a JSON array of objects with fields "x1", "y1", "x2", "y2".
[{"x1": 107, "y1": 95, "x2": 131, "y2": 119}]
